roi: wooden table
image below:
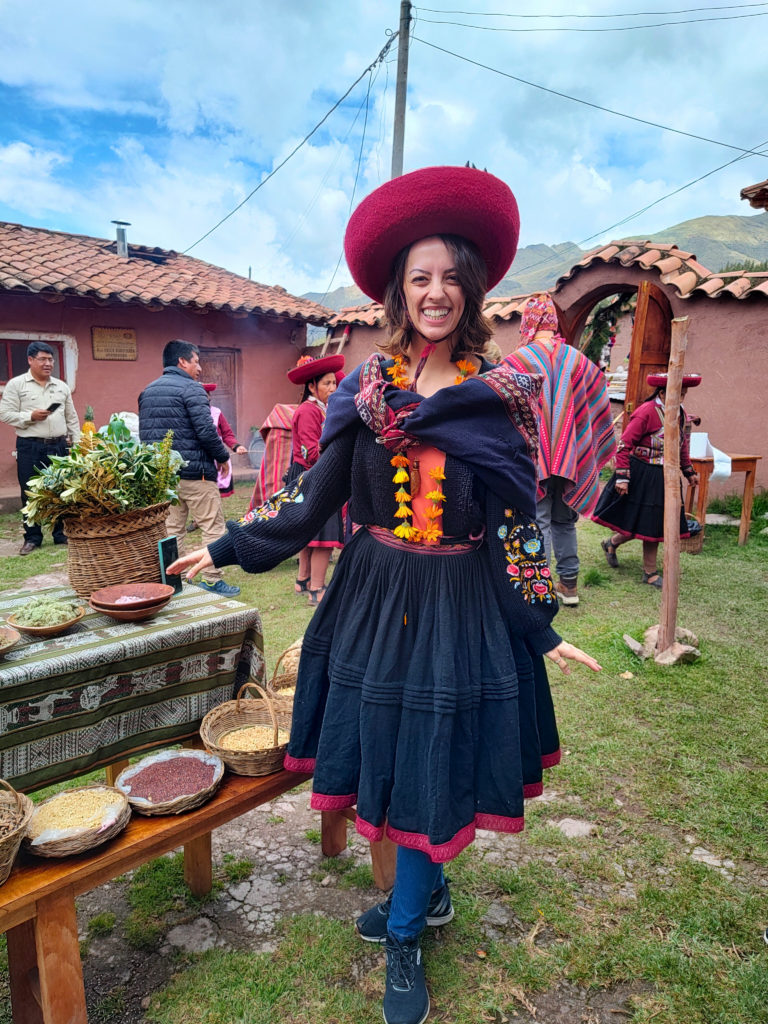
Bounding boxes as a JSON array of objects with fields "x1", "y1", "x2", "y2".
[
  {"x1": 0, "y1": 769, "x2": 309, "y2": 1024},
  {"x1": 685, "y1": 454, "x2": 762, "y2": 545}
]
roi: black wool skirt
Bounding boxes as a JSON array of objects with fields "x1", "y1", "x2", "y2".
[
  {"x1": 284, "y1": 527, "x2": 561, "y2": 862},
  {"x1": 285, "y1": 461, "x2": 344, "y2": 548},
  {"x1": 593, "y1": 456, "x2": 689, "y2": 543}
]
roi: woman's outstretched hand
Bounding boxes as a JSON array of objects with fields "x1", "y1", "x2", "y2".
[
  {"x1": 544, "y1": 641, "x2": 602, "y2": 676},
  {"x1": 167, "y1": 548, "x2": 213, "y2": 580}
]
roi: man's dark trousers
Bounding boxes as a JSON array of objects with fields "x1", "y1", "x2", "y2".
[{"x1": 16, "y1": 436, "x2": 69, "y2": 545}]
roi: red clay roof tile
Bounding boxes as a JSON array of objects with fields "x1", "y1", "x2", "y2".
[{"x1": 0, "y1": 221, "x2": 331, "y2": 323}]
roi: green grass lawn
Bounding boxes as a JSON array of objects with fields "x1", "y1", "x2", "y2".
[{"x1": 1, "y1": 486, "x2": 767, "y2": 1023}]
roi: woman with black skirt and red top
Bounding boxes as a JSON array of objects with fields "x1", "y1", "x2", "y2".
[
  {"x1": 285, "y1": 354, "x2": 346, "y2": 605},
  {"x1": 593, "y1": 371, "x2": 701, "y2": 588},
  {"x1": 168, "y1": 166, "x2": 602, "y2": 1024}
]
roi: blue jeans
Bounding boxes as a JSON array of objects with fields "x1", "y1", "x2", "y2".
[{"x1": 388, "y1": 847, "x2": 445, "y2": 942}]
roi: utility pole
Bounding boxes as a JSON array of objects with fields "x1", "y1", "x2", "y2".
[{"x1": 391, "y1": 0, "x2": 412, "y2": 179}]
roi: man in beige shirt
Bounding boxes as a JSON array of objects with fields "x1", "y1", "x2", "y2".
[{"x1": 0, "y1": 342, "x2": 81, "y2": 554}]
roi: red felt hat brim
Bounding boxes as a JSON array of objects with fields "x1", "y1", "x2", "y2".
[
  {"x1": 287, "y1": 354, "x2": 345, "y2": 385},
  {"x1": 201, "y1": 382, "x2": 217, "y2": 393},
  {"x1": 344, "y1": 166, "x2": 520, "y2": 304},
  {"x1": 647, "y1": 373, "x2": 702, "y2": 389}
]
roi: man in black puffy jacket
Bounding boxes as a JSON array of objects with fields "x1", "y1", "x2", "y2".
[{"x1": 139, "y1": 340, "x2": 240, "y2": 596}]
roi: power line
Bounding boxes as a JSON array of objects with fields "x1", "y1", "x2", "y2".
[
  {"x1": 413, "y1": 36, "x2": 768, "y2": 159},
  {"x1": 415, "y1": 1, "x2": 768, "y2": 18},
  {"x1": 183, "y1": 34, "x2": 396, "y2": 254},
  {"x1": 319, "y1": 70, "x2": 375, "y2": 305},
  {"x1": 506, "y1": 139, "x2": 768, "y2": 280},
  {"x1": 415, "y1": 9, "x2": 768, "y2": 30}
]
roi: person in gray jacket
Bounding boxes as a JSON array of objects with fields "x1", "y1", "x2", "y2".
[{"x1": 138, "y1": 340, "x2": 239, "y2": 597}]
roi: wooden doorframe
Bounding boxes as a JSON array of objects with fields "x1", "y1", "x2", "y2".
[
  {"x1": 624, "y1": 280, "x2": 673, "y2": 429},
  {"x1": 198, "y1": 347, "x2": 239, "y2": 437}
]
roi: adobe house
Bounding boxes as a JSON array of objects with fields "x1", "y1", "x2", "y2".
[
  {"x1": 0, "y1": 221, "x2": 332, "y2": 510},
  {"x1": 327, "y1": 240, "x2": 768, "y2": 489}
]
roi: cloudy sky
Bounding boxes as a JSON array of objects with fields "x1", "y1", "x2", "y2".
[{"x1": 1, "y1": 0, "x2": 766, "y2": 296}]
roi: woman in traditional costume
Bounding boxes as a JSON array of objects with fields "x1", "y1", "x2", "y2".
[
  {"x1": 593, "y1": 372, "x2": 701, "y2": 587},
  {"x1": 169, "y1": 166, "x2": 600, "y2": 1024},
  {"x1": 201, "y1": 383, "x2": 247, "y2": 500},
  {"x1": 286, "y1": 354, "x2": 346, "y2": 604}
]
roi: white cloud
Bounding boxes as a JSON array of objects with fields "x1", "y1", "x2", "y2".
[{"x1": 0, "y1": 142, "x2": 75, "y2": 216}]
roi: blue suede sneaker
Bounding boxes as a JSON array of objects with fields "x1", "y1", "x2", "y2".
[
  {"x1": 356, "y1": 880, "x2": 454, "y2": 943},
  {"x1": 195, "y1": 579, "x2": 241, "y2": 597},
  {"x1": 383, "y1": 934, "x2": 429, "y2": 1024}
]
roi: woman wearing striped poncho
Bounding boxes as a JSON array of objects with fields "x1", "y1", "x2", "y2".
[{"x1": 504, "y1": 293, "x2": 616, "y2": 607}]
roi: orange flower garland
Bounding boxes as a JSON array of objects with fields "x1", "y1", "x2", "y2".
[
  {"x1": 387, "y1": 355, "x2": 410, "y2": 389},
  {"x1": 454, "y1": 359, "x2": 477, "y2": 385}
]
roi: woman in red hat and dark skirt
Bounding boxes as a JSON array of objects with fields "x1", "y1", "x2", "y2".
[
  {"x1": 286, "y1": 354, "x2": 346, "y2": 604},
  {"x1": 169, "y1": 166, "x2": 600, "y2": 1024},
  {"x1": 593, "y1": 373, "x2": 701, "y2": 588}
]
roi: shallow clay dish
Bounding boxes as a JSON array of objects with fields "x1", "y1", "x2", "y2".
[
  {"x1": 8, "y1": 606, "x2": 85, "y2": 638},
  {"x1": 89, "y1": 596, "x2": 172, "y2": 621},
  {"x1": 89, "y1": 583, "x2": 175, "y2": 611},
  {"x1": 0, "y1": 624, "x2": 21, "y2": 655}
]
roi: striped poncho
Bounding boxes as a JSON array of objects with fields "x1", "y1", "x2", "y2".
[{"x1": 505, "y1": 338, "x2": 616, "y2": 515}]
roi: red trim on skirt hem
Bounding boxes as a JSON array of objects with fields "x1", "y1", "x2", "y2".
[
  {"x1": 352, "y1": 813, "x2": 525, "y2": 863},
  {"x1": 283, "y1": 754, "x2": 316, "y2": 773},
  {"x1": 591, "y1": 516, "x2": 690, "y2": 542},
  {"x1": 523, "y1": 782, "x2": 544, "y2": 798},
  {"x1": 307, "y1": 540, "x2": 344, "y2": 548},
  {"x1": 541, "y1": 748, "x2": 562, "y2": 769},
  {"x1": 310, "y1": 791, "x2": 357, "y2": 811}
]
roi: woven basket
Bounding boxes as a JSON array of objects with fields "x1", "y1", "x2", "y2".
[
  {"x1": 115, "y1": 750, "x2": 224, "y2": 816},
  {"x1": 64, "y1": 502, "x2": 171, "y2": 597},
  {"x1": 681, "y1": 532, "x2": 704, "y2": 555},
  {"x1": 265, "y1": 638, "x2": 303, "y2": 700},
  {"x1": 24, "y1": 785, "x2": 130, "y2": 859},
  {"x1": 0, "y1": 779, "x2": 33, "y2": 885},
  {"x1": 200, "y1": 682, "x2": 292, "y2": 777}
]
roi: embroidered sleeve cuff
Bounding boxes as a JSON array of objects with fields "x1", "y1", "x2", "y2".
[
  {"x1": 208, "y1": 532, "x2": 238, "y2": 568},
  {"x1": 682, "y1": 466, "x2": 695, "y2": 477},
  {"x1": 527, "y1": 626, "x2": 562, "y2": 657}
]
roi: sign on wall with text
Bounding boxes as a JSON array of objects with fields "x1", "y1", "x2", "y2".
[{"x1": 92, "y1": 327, "x2": 138, "y2": 360}]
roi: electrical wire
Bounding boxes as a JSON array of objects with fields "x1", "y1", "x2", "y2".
[
  {"x1": 415, "y1": 9, "x2": 768, "y2": 30},
  {"x1": 414, "y1": 1, "x2": 768, "y2": 18},
  {"x1": 504, "y1": 139, "x2": 768, "y2": 280},
  {"x1": 413, "y1": 36, "x2": 768, "y2": 160},
  {"x1": 183, "y1": 34, "x2": 396, "y2": 254},
  {"x1": 319, "y1": 70, "x2": 374, "y2": 305}
]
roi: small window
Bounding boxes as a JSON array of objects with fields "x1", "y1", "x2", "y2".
[{"x1": 0, "y1": 340, "x2": 63, "y2": 385}]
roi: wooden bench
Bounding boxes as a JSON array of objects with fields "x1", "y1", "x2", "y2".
[
  {"x1": 0, "y1": 769, "x2": 309, "y2": 1024},
  {"x1": 686, "y1": 454, "x2": 762, "y2": 545}
]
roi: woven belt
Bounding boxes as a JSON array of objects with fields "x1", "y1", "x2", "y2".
[
  {"x1": 366, "y1": 525, "x2": 481, "y2": 555},
  {"x1": 24, "y1": 435, "x2": 68, "y2": 445}
]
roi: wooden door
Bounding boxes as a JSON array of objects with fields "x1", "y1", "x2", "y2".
[
  {"x1": 198, "y1": 349, "x2": 238, "y2": 436},
  {"x1": 624, "y1": 280, "x2": 672, "y2": 429}
]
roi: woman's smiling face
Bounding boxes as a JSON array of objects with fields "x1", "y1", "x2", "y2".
[{"x1": 403, "y1": 236, "x2": 466, "y2": 342}]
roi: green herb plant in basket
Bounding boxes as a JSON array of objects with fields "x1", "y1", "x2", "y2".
[{"x1": 22, "y1": 416, "x2": 185, "y2": 596}]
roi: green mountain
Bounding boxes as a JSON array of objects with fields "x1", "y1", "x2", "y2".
[{"x1": 303, "y1": 211, "x2": 768, "y2": 308}]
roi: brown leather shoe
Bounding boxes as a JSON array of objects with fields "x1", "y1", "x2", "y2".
[
  {"x1": 19, "y1": 541, "x2": 40, "y2": 556},
  {"x1": 555, "y1": 579, "x2": 580, "y2": 606}
]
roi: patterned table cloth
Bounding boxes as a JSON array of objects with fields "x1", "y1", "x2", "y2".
[{"x1": 0, "y1": 584, "x2": 264, "y2": 792}]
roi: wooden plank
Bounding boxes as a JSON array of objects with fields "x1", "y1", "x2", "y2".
[
  {"x1": 0, "y1": 770, "x2": 308, "y2": 932},
  {"x1": 34, "y1": 887, "x2": 87, "y2": 1024},
  {"x1": 739, "y1": 460, "x2": 757, "y2": 545},
  {"x1": 321, "y1": 810, "x2": 348, "y2": 858},
  {"x1": 658, "y1": 316, "x2": 689, "y2": 654},
  {"x1": 104, "y1": 760, "x2": 128, "y2": 788},
  {"x1": 369, "y1": 832, "x2": 397, "y2": 891},
  {"x1": 7, "y1": 918, "x2": 44, "y2": 1024},
  {"x1": 183, "y1": 832, "x2": 212, "y2": 898}
]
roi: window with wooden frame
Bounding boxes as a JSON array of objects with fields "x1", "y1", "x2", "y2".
[{"x1": 0, "y1": 339, "x2": 64, "y2": 385}]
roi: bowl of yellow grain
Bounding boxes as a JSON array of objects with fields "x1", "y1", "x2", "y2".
[
  {"x1": 200, "y1": 682, "x2": 293, "y2": 777},
  {"x1": 24, "y1": 785, "x2": 130, "y2": 858}
]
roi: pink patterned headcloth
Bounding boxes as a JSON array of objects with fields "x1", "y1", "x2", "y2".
[{"x1": 520, "y1": 293, "x2": 559, "y2": 342}]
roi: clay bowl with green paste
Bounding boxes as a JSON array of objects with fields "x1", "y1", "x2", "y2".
[
  {"x1": 8, "y1": 606, "x2": 85, "y2": 638},
  {"x1": 89, "y1": 583, "x2": 176, "y2": 612},
  {"x1": 0, "y1": 625, "x2": 21, "y2": 655}
]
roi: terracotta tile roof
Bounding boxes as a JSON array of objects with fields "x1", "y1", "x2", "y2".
[
  {"x1": 556, "y1": 239, "x2": 768, "y2": 300},
  {"x1": 329, "y1": 294, "x2": 535, "y2": 328},
  {"x1": 0, "y1": 222, "x2": 332, "y2": 323},
  {"x1": 740, "y1": 178, "x2": 768, "y2": 211}
]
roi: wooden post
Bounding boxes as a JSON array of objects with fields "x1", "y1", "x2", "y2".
[
  {"x1": 34, "y1": 887, "x2": 88, "y2": 1024},
  {"x1": 658, "y1": 316, "x2": 689, "y2": 654},
  {"x1": 105, "y1": 759, "x2": 128, "y2": 787},
  {"x1": 7, "y1": 919, "x2": 44, "y2": 1024},
  {"x1": 183, "y1": 832, "x2": 212, "y2": 899}
]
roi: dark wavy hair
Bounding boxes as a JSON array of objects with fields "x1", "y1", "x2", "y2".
[{"x1": 379, "y1": 234, "x2": 493, "y2": 362}]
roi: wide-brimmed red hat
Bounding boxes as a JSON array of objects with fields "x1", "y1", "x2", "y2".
[
  {"x1": 201, "y1": 382, "x2": 217, "y2": 393},
  {"x1": 647, "y1": 372, "x2": 702, "y2": 389},
  {"x1": 287, "y1": 354, "x2": 345, "y2": 386},
  {"x1": 344, "y1": 166, "x2": 520, "y2": 304},
  {"x1": 335, "y1": 370, "x2": 346, "y2": 384}
]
